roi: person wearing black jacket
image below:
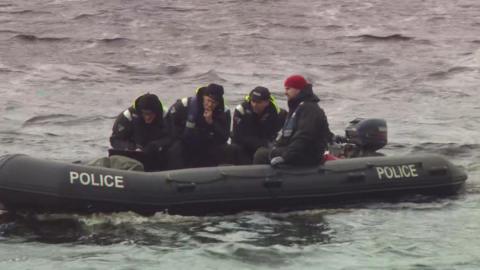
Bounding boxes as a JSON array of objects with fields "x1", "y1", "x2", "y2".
[
  {"x1": 110, "y1": 93, "x2": 172, "y2": 171},
  {"x1": 231, "y1": 86, "x2": 287, "y2": 164},
  {"x1": 253, "y1": 75, "x2": 332, "y2": 166},
  {"x1": 166, "y1": 83, "x2": 231, "y2": 168}
]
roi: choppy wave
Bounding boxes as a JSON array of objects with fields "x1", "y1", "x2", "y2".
[
  {"x1": 185, "y1": 69, "x2": 227, "y2": 83},
  {"x1": 73, "y1": 12, "x2": 105, "y2": 20},
  {"x1": 353, "y1": 34, "x2": 414, "y2": 42},
  {"x1": 428, "y1": 66, "x2": 477, "y2": 79},
  {"x1": 22, "y1": 114, "x2": 112, "y2": 127},
  {"x1": 96, "y1": 37, "x2": 130, "y2": 45},
  {"x1": 0, "y1": 29, "x2": 18, "y2": 34},
  {"x1": 410, "y1": 142, "x2": 480, "y2": 158},
  {"x1": 114, "y1": 64, "x2": 187, "y2": 76},
  {"x1": 11, "y1": 34, "x2": 71, "y2": 43},
  {"x1": 0, "y1": 9, "x2": 51, "y2": 15}
]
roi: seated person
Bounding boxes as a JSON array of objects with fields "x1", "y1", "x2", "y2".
[
  {"x1": 254, "y1": 75, "x2": 333, "y2": 166},
  {"x1": 166, "y1": 84, "x2": 231, "y2": 168},
  {"x1": 110, "y1": 93, "x2": 171, "y2": 171},
  {"x1": 231, "y1": 86, "x2": 287, "y2": 164}
]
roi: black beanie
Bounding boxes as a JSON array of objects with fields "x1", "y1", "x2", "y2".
[
  {"x1": 203, "y1": 83, "x2": 224, "y2": 102},
  {"x1": 135, "y1": 93, "x2": 163, "y2": 115}
]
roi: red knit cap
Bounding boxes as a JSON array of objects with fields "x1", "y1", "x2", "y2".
[{"x1": 284, "y1": 75, "x2": 308, "y2": 90}]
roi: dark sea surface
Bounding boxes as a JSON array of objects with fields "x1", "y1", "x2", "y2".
[{"x1": 0, "y1": 0, "x2": 479, "y2": 269}]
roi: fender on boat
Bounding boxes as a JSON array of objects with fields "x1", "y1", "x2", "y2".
[{"x1": 0, "y1": 153, "x2": 468, "y2": 215}]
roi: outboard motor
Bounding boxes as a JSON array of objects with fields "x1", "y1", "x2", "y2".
[
  {"x1": 345, "y1": 118, "x2": 387, "y2": 152},
  {"x1": 330, "y1": 118, "x2": 387, "y2": 158}
]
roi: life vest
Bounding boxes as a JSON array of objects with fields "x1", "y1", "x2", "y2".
[
  {"x1": 122, "y1": 108, "x2": 137, "y2": 122},
  {"x1": 184, "y1": 96, "x2": 198, "y2": 129},
  {"x1": 181, "y1": 95, "x2": 230, "y2": 129},
  {"x1": 280, "y1": 102, "x2": 304, "y2": 138}
]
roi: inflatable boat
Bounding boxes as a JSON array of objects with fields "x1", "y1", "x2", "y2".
[
  {"x1": 0, "y1": 152, "x2": 467, "y2": 215},
  {"x1": 0, "y1": 118, "x2": 468, "y2": 215}
]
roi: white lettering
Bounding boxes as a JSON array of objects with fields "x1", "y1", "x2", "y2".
[
  {"x1": 115, "y1": 176, "x2": 124, "y2": 189},
  {"x1": 384, "y1": 167, "x2": 394, "y2": 179},
  {"x1": 375, "y1": 164, "x2": 420, "y2": 180},
  {"x1": 409, "y1": 164, "x2": 418, "y2": 177},
  {"x1": 393, "y1": 166, "x2": 402, "y2": 178},
  {"x1": 70, "y1": 171, "x2": 79, "y2": 184},
  {"x1": 79, "y1": 173, "x2": 91, "y2": 185},
  {"x1": 104, "y1": 175, "x2": 114, "y2": 187},
  {"x1": 91, "y1": 174, "x2": 100, "y2": 186},
  {"x1": 69, "y1": 171, "x2": 125, "y2": 189},
  {"x1": 376, "y1": 167, "x2": 385, "y2": 179}
]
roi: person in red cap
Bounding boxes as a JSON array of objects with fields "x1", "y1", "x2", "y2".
[{"x1": 253, "y1": 75, "x2": 333, "y2": 166}]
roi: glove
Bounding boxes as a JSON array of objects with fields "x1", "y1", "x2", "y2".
[{"x1": 270, "y1": 156, "x2": 285, "y2": 167}]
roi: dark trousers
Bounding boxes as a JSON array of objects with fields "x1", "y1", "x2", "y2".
[
  {"x1": 253, "y1": 146, "x2": 325, "y2": 166},
  {"x1": 229, "y1": 144, "x2": 256, "y2": 165},
  {"x1": 167, "y1": 140, "x2": 241, "y2": 169},
  {"x1": 253, "y1": 146, "x2": 285, "y2": 164}
]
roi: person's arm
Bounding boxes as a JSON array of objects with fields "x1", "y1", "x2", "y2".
[
  {"x1": 165, "y1": 100, "x2": 187, "y2": 140},
  {"x1": 282, "y1": 105, "x2": 323, "y2": 163},
  {"x1": 210, "y1": 110, "x2": 230, "y2": 144},
  {"x1": 110, "y1": 110, "x2": 136, "y2": 150},
  {"x1": 144, "y1": 122, "x2": 173, "y2": 153}
]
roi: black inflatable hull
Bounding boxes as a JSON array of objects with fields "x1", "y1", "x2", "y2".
[{"x1": 0, "y1": 154, "x2": 467, "y2": 215}]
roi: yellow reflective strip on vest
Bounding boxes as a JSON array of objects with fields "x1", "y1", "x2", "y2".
[
  {"x1": 195, "y1": 87, "x2": 204, "y2": 94},
  {"x1": 269, "y1": 95, "x2": 280, "y2": 113}
]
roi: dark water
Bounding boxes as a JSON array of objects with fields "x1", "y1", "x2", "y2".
[{"x1": 1, "y1": 0, "x2": 479, "y2": 269}]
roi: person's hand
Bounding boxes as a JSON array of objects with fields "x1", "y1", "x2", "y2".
[
  {"x1": 204, "y1": 109, "x2": 213, "y2": 125},
  {"x1": 270, "y1": 156, "x2": 285, "y2": 167}
]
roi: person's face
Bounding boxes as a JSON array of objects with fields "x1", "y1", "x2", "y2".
[
  {"x1": 141, "y1": 110, "x2": 156, "y2": 124},
  {"x1": 203, "y1": 95, "x2": 219, "y2": 111},
  {"x1": 250, "y1": 99, "x2": 270, "y2": 115},
  {"x1": 285, "y1": 87, "x2": 301, "y2": 101}
]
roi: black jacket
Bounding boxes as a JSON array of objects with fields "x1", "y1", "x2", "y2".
[
  {"x1": 276, "y1": 85, "x2": 332, "y2": 165},
  {"x1": 232, "y1": 100, "x2": 286, "y2": 155},
  {"x1": 166, "y1": 88, "x2": 230, "y2": 150},
  {"x1": 110, "y1": 95, "x2": 171, "y2": 151}
]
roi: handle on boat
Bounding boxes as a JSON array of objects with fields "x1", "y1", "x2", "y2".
[
  {"x1": 176, "y1": 182, "x2": 197, "y2": 192},
  {"x1": 263, "y1": 179, "x2": 283, "y2": 188}
]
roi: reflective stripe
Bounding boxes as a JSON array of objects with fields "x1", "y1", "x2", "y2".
[
  {"x1": 123, "y1": 110, "x2": 132, "y2": 121},
  {"x1": 181, "y1": 98, "x2": 188, "y2": 107},
  {"x1": 269, "y1": 96, "x2": 281, "y2": 114},
  {"x1": 235, "y1": 105, "x2": 245, "y2": 115},
  {"x1": 280, "y1": 102, "x2": 304, "y2": 138}
]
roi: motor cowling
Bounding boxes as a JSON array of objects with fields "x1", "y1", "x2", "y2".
[{"x1": 345, "y1": 118, "x2": 387, "y2": 152}]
